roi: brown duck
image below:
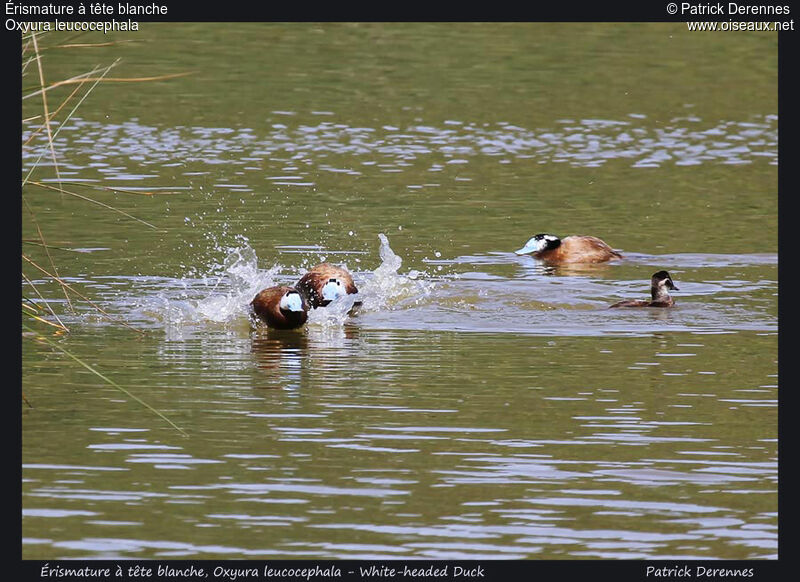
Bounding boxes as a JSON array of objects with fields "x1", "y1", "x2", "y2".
[
  {"x1": 295, "y1": 263, "x2": 359, "y2": 309},
  {"x1": 250, "y1": 286, "x2": 309, "y2": 329},
  {"x1": 515, "y1": 233, "x2": 622, "y2": 263},
  {"x1": 610, "y1": 271, "x2": 679, "y2": 308}
]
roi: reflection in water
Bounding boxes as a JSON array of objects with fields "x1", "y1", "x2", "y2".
[
  {"x1": 514, "y1": 256, "x2": 617, "y2": 278},
  {"x1": 250, "y1": 330, "x2": 308, "y2": 390},
  {"x1": 250, "y1": 326, "x2": 363, "y2": 390}
]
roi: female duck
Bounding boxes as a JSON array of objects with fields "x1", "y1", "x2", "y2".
[
  {"x1": 251, "y1": 286, "x2": 309, "y2": 329},
  {"x1": 295, "y1": 263, "x2": 359, "y2": 309},
  {"x1": 610, "y1": 271, "x2": 679, "y2": 308},
  {"x1": 515, "y1": 233, "x2": 622, "y2": 263}
]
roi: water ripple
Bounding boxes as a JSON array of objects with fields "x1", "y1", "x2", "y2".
[{"x1": 23, "y1": 114, "x2": 777, "y2": 183}]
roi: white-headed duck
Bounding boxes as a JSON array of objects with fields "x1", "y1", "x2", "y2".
[
  {"x1": 251, "y1": 286, "x2": 309, "y2": 329},
  {"x1": 295, "y1": 263, "x2": 359, "y2": 309},
  {"x1": 515, "y1": 234, "x2": 622, "y2": 263},
  {"x1": 610, "y1": 270, "x2": 679, "y2": 308}
]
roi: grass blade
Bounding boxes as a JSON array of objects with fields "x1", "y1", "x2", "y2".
[
  {"x1": 23, "y1": 324, "x2": 188, "y2": 437},
  {"x1": 30, "y1": 32, "x2": 61, "y2": 188},
  {"x1": 22, "y1": 271, "x2": 69, "y2": 332},
  {"x1": 23, "y1": 62, "x2": 117, "y2": 186},
  {"x1": 29, "y1": 181, "x2": 160, "y2": 230},
  {"x1": 22, "y1": 254, "x2": 146, "y2": 335},
  {"x1": 23, "y1": 197, "x2": 73, "y2": 310}
]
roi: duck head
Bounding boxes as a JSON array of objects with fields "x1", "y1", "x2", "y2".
[
  {"x1": 296, "y1": 263, "x2": 358, "y2": 309},
  {"x1": 279, "y1": 289, "x2": 306, "y2": 313},
  {"x1": 514, "y1": 234, "x2": 561, "y2": 255},
  {"x1": 320, "y1": 277, "x2": 347, "y2": 306},
  {"x1": 251, "y1": 285, "x2": 309, "y2": 329},
  {"x1": 651, "y1": 270, "x2": 679, "y2": 300}
]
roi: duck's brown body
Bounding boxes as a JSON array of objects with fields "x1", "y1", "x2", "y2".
[
  {"x1": 610, "y1": 271, "x2": 678, "y2": 308},
  {"x1": 537, "y1": 235, "x2": 622, "y2": 264},
  {"x1": 295, "y1": 263, "x2": 358, "y2": 308},
  {"x1": 609, "y1": 297, "x2": 675, "y2": 308},
  {"x1": 250, "y1": 286, "x2": 308, "y2": 329}
]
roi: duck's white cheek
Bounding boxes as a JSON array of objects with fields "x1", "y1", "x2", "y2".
[
  {"x1": 280, "y1": 294, "x2": 304, "y2": 312},
  {"x1": 322, "y1": 281, "x2": 344, "y2": 301}
]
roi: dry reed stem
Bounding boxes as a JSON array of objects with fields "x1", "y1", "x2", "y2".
[
  {"x1": 22, "y1": 301, "x2": 67, "y2": 332},
  {"x1": 55, "y1": 40, "x2": 139, "y2": 49},
  {"x1": 22, "y1": 63, "x2": 109, "y2": 100},
  {"x1": 24, "y1": 309, "x2": 68, "y2": 331},
  {"x1": 23, "y1": 197, "x2": 73, "y2": 310},
  {"x1": 24, "y1": 70, "x2": 193, "y2": 100},
  {"x1": 23, "y1": 63, "x2": 115, "y2": 186},
  {"x1": 28, "y1": 181, "x2": 160, "y2": 230},
  {"x1": 30, "y1": 32, "x2": 61, "y2": 188},
  {"x1": 23, "y1": 79, "x2": 88, "y2": 147},
  {"x1": 22, "y1": 254, "x2": 146, "y2": 336},
  {"x1": 42, "y1": 180, "x2": 179, "y2": 197},
  {"x1": 23, "y1": 324, "x2": 187, "y2": 437},
  {"x1": 22, "y1": 271, "x2": 69, "y2": 332},
  {"x1": 22, "y1": 239, "x2": 84, "y2": 252}
]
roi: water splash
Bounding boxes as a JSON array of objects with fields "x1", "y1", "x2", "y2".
[
  {"x1": 377, "y1": 233, "x2": 403, "y2": 274},
  {"x1": 132, "y1": 233, "x2": 433, "y2": 333},
  {"x1": 126, "y1": 242, "x2": 279, "y2": 332},
  {"x1": 355, "y1": 234, "x2": 435, "y2": 313},
  {"x1": 306, "y1": 293, "x2": 358, "y2": 328},
  {"x1": 194, "y1": 245, "x2": 278, "y2": 324},
  {"x1": 52, "y1": 231, "x2": 775, "y2": 339}
]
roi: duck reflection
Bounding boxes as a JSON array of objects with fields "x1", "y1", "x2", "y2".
[
  {"x1": 249, "y1": 325, "x2": 361, "y2": 389},
  {"x1": 249, "y1": 329, "x2": 307, "y2": 391},
  {"x1": 515, "y1": 254, "x2": 616, "y2": 278}
]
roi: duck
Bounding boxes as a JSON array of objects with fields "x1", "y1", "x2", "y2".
[
  {"x1": 514, "y1": 234, "x2": 622, "y2": 263},
  {"x1": 609, "y1": 271, "x2": 679, "y2": 308},
  {"x1": 295, "y1": 263, "x2": 359, "y2": 309},
  {"x1": 250, "y1": 286, "x2": 309, "y2": 329}
]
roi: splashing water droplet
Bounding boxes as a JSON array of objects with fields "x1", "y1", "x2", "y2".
[
  {"x1": 355, "y1": 234, "x2": 433, "y2": 312},
  {"x1": 307, "y1": 293, "x2": 358, "y2": 328},
  {"x1": 377, "y1": 233, "x2": 403, "y2": 274}
]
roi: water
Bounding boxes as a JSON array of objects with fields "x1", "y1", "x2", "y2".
[{"x1": 21, "y1": 23, "x2": 777, "y2": 560}]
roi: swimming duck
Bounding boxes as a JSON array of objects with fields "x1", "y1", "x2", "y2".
[
  {"x1": 250, "y1": 286, "x2": 309, "y2": 329},
  {"x1": 295, "y1": 263, "x2": 359, "y2": 309},
  {"x1": 515, "y1": 234, "x2": 622, "y2": 263},
  {"x1": 610, "y1": 271, "x2": 679, "y2": 308}
]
